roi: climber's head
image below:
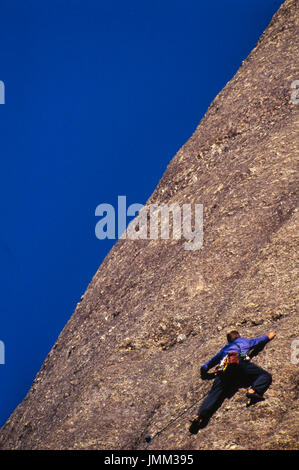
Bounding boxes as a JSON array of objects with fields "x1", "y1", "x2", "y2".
[{"x1": 226, "y1": 330, "x2": 240, "y2": 343}]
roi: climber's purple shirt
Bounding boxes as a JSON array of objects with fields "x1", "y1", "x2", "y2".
[{"x1": 201, "y1": 335, "x2": 270, "y2": 371}]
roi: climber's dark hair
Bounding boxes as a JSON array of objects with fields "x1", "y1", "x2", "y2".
[{"x1": 226, "y1": 330, "x2": 240, "y2": 343}]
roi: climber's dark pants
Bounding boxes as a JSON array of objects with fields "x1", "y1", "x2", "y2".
[{"x1": 198, "y1": 361, "x2": 272, "y2": 419}]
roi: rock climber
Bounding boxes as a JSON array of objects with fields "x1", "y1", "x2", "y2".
[{"x1": 189, "y1": 330, "x2": 276, "y2": 434}]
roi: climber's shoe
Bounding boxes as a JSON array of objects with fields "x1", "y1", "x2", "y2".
[
  {"x1": 246, "y1": 390, "x2": 265, "y2": 406},
  {"x1": 189, "y1": 414, "x2": 208, "y2": 434},
  {"x1": 246, "y1": 390, "x2": 264, "y2": 400}
]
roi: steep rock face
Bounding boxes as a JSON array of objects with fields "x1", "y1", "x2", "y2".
[{"x1": 0, "y1": 0, "x2": 298, "y2": 450}]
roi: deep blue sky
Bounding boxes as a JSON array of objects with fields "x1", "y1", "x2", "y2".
[{"x1": 0, "y1": 0, "x2": 283, "y2": 427}]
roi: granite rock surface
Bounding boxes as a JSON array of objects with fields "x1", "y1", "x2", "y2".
[{"x1": 0, "y1": 0, "x2": 298, "y2": 450}]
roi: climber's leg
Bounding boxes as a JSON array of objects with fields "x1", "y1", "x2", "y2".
[
  {"x1": 240, "y1": 361, "x2": 272, "y2": 397},
  {"x1": 197, "y1": 375, "x2": 227, "y2": 419}
]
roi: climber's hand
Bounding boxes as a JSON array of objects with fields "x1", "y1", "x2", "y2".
[
  {"x1": 268, "y1": 331, "x2": 276, "y2": 340},
  {"x1": 200, "y1": 367, "x2": 210, "y2": 380}
]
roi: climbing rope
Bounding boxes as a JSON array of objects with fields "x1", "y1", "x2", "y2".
[{"x1": 144, "y1": 388, "x2": 210, "y2": 449}]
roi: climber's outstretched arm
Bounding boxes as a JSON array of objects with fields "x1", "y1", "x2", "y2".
[{"x1": 249, "y1": 331, "x2": 276, "y2": 358}]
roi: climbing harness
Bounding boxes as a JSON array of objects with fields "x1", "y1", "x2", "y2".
[
  {"x1": 144, "y1": 389, "x2": 210, "y2": 449},
  {"x1": 214, "y1": 352, "x2": 250, "y2": 375}
]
